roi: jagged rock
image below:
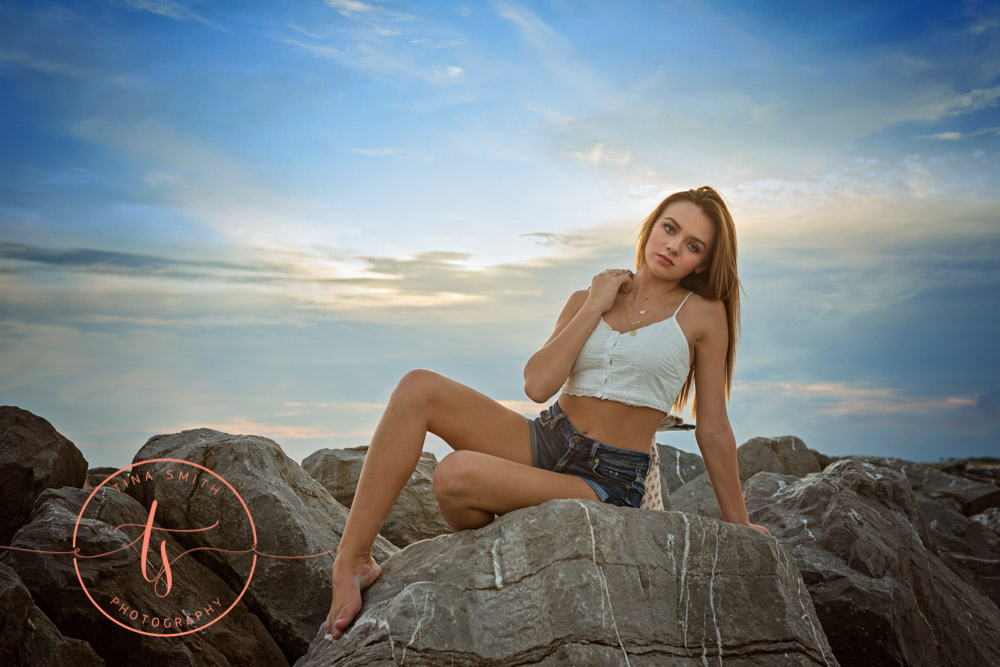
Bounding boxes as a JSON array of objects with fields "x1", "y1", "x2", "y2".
[
  {"x1": 302, "y1": 446, "x2": 450, "y2": 547},
  {"x1": 126, "y1": 429, "x2": 398, "y2": 663},
  {"x1": 654, "y1": 443, "x2": 705, "y2": 496},
  {"x1": 85, "y1": 467, "x2": 119, "y2": 490},
  {"x1": 973, "y1": 507, "x2": 1000, "y2": 537},
  {"x1": 0, "y1": 562, "x2": 104, "y2": 666},
  {"x1": 295, "y1": 499, "x2": 839, "y2": 666},
  {"x1": 0, "y1": 406, "x2": 89, "y2": 546},
  {"x1": 2, "y1": 486, "x2": 286, "y2": 666},
  {"x1": 855, "y1": 455, "x2": 1000, "y2": 515},
  {"x1": 745, "y1": 459, "x2": 1000, "y2": 667},
  {"x1": 670, "y1": 436, "x2": 823, "y2": 521},
  {"x1": 913, "y1": 496, "x2": 1000, "y2": 608}
]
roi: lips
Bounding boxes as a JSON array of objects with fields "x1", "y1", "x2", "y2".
[{"x1": 657, "y1": 254, "x2": 673, "y2": 267}]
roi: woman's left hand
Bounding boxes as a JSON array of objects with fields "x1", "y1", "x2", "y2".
[{"x1": 748, "y1": 523, "x2": 772, "y2": 537}]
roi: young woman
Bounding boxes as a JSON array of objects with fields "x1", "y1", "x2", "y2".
[{"x1": 324, "y1": 185, "x2": 771, "y2": 640}]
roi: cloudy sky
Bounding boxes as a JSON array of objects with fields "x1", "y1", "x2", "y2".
[{"x1": 1, "y1": 0, "x2": 998, "y2": 470}]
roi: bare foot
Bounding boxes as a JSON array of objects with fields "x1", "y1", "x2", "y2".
[{"x1": 324, "y1": 555, "x2": 382, "y2": 640}]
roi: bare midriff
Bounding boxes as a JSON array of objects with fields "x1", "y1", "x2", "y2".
[{"x1": 556, "y1": 393, "x2": 666, "y2": 453}]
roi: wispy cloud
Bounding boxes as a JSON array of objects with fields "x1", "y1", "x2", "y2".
[
  {"x1": 736, "y1": 381, "x2": 979, "y2": 416},
  {"x1": 572, "y1": 142, "x2": 631, "y2": 166},
  {"x1": 325, "y1": 0, "x2": 377, "y2": 17},
  {"x1": 122, "y1": 0, "x2": 211, "y2": 25}
]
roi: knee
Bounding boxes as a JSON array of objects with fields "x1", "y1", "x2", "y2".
[
  {"x1": 433, "y1": 451, "x2": 478, "y2": 503},
  {"x1": 391, "y1": 369, "x2": 440, "y2": 407}
]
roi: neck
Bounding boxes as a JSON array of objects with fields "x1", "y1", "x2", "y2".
[{"x1": 630, "y1": 269, "x2": 682, "y2": 303}]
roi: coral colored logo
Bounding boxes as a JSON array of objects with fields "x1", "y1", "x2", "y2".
[{"x1": 75, "y1": 458, "x2": 257, "y2": 637}]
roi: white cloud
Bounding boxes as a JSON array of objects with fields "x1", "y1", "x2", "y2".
[
  {"x1": 123, "y1": 0, "x2": 211, "y2": 25},
  {"x1": 572, "y1": 142, "x2": 631, "y2": 166},
  {"x1": 735, "y1": 381, "x2": 978, "y2": 416},
  {"x1": 326, "y1": 0, "x2": 377, "y2": 16}
]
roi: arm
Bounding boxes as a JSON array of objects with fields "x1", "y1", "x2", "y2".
[
  {"x1": 522, "y1": 289, "x2": 601, "y2": 403},
  {"x1": 691, "y1": 300, "x2": 752, "y2": 526},
  {"x1": 523, "y1": 271, "x2": 632, "y2": 403}
]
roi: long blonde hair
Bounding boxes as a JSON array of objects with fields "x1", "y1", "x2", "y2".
[{"x1": 634, "y1": 186, "x2": 741, "y2": 419}]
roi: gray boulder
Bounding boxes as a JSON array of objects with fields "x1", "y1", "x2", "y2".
[
  {"x1": 856, "y1": 455, "x2": 1000, "y2": 515},
  {"x1": 302, "y1": 446, "x2": 450, "y2": 548},
  {"x1": 2, "y1": 486, "x2": 286, "y2": 666},
  {"x1": 126, "y1": 429, "x2": 398, "y2": 663},
  {"x1": 670, "y1": 436, "x2": 823, "y2": 521},
  {"x1": 0, "y1": 562, "x2": 104, "y2": 666},
  {"x1": 295, "y1": 499, "x2": 839, "y2": 666},
  {"x1": 0, "y1": 406, "x2": 89, "y2": 546},
  {"x1": 745, "y1": 459, "x2": 1000, "y2": 666},
  {"x1": 654, "y1": 443, "x2": 705, "y2": 495}
]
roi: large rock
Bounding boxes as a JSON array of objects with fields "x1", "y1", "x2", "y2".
[
  {"x1": 654, "y1": 443, "x2": 705, "y2": 496},
  {"x1": 856, "y1": 455, "x2": 1000, "y2": 515},
  {"x1": 302, "y1": 446, "x2": 450, "y2": 547},
  {"x1": 126, "y1": 429, "x2": 398, "y2": 663},
  {"x1": 0, "y1": 562, "x2": 104, "y2": 666},
  {"x1": 913, "y1": 495, "x2": 1000, "y2": 608},
  {"x1": 671, "y1": 436, "x2": 823, "y2": 521},
  {"x1": 745, "y1": 459, "x2": 1000, "y2": 667},
  {"x1": 2, "y1": 486, "x2": 286, "y2": 666},
  {"x1": 0, "y1": 406, "x2": 89, "y2": 546},
  {"x1": 296, "y1": 499, "x2": 839, "y2": 666}
]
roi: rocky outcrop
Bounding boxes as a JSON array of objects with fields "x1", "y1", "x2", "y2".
[
  {"x1": 302, "y1": 446, "x2": 450, "y2": 547},
  {"x1": 0, "y1": 406, "x2": 89, "y2": 546},
  {"x1": 296, "y1": 499, "x2": 839, "y2": 666},
  {"x1": 2, "y1": 486, "x2": 287, "y2": 666},
  {"x1": 125, "y1": 429, "x2": 398, "y2": 663},
  {"x1": 654, "y1": 443, "x2": 705, "y2": 496},
  {"x1": 745, "y1": 459, "x2": 1000, "y2": 667},
  {"x1": 0, "y1": 562, "x2": 104, "y2": 666},
  {"x1": 856, "y1": 455, "x2": 1000, "y2": 516},
  {"x1": 670, "y1": 436, "x2": 824, "y2": 521}
]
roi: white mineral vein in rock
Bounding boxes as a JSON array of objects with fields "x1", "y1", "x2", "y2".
[
  {"x1": 491, "y1": 537, "x2": 503, "y2": 589},
  {"x1": 708, "y1": 522, "x2": 723, "y2": 665},
  {"x1": 575, "y1": 500, "x2": 631, "y2": 667},
  {"x1": 680, "y1": 511, "x2": 692, "y2": 647}
]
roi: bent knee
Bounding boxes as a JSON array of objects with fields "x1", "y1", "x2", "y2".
[
  {"x1": 391, "y1": 369, "x2": 442, "y2": 405},
  {"x1": 432, "y1": 451, "x2": 480, "y2": 502}
]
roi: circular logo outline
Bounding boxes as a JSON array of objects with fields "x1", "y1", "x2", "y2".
[{"x1": 73, "y1": 457, "x2": 258, "y2": 637}]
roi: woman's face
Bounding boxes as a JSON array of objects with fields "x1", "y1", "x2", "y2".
[{"x1": 643, "y1": 200, "x2": 715, "y2": 279}]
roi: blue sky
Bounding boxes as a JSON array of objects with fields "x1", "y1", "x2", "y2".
[{"x1": 1, "y1": 0, "x2": 998, "y2": 469}]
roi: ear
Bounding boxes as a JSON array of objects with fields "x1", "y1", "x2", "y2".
[{"x1": 695, "y1": 264, "x2": 707, "y2": 274}]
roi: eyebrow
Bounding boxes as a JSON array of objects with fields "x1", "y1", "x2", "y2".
[{"x1": 663, "y1": 217, "x2": 707, "y2": 249}]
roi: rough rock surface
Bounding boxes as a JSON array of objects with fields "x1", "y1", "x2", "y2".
[
  {"x1": 1, "y1": 486, "x2": 287, "y2": 666},
  {"x1": 126, "y1": 429, "x2": 398, "y2": 663},
  {"x1": 856, "y1": 455, "x2": 1000, "y2": 515},
  {"x1": 0, "y1": 562, "x2": 104, "y2": 666},
  {"x1": 302, "y1": 446, "x2": 450, "y2": 547},
  {"x1": 671, "y1": 436, "x2": 823, "y2": 521},
  {"x1": 745, "y1": 459, "x2": 1000, "y2": 667},
  {"x1": 295, "y1": 499, "x2": 839, "y2": 666},
  {"x1": 0, "y1": 406, "x2": 89, "y2": 546},
  {"x1": 654, "y1": 443, "x2": 705, "y2": 496}
]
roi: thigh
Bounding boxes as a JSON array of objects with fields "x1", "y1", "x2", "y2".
[
  {"x1": 437, "y1": 450, "x2": 600, "y2": 514},
  {"x1": 413, "y1": 370, "x2": 534, "y2": 467}
]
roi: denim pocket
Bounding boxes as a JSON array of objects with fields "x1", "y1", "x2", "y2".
[{"x1": 590, "y1": 458, "x2": 645, "y2": 486}]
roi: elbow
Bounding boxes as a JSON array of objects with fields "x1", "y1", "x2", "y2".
[{"x1": 523, "y1": 380, "x2": 552, "y2": 404}]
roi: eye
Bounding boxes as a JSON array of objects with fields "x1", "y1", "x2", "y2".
[
  {"x1": 687, "y1": 242, "x2": 700, "y2": 253},
  {"x1": 663, "y1": 223, "x2": 674, "y2": 233}
]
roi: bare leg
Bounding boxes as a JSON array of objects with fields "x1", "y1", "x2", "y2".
[
  {"x1": 324, "y1": 378, "x2": 426, "y2": 638},
  {"x1": 323, "y1": 369, "x2": 598, "y2": 639}
]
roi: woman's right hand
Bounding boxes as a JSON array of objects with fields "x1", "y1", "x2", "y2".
[{"x1": 586, "y1": 269, "x2": 634, "y2": 314}]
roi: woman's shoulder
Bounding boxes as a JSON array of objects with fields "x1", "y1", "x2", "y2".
[{"x1": 681, "y1": 291, "x2": 727, "y2": 331}]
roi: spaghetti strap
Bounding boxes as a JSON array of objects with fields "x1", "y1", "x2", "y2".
[{"x1": 671, "y1": 290, "x2": 694, "y2": 317}]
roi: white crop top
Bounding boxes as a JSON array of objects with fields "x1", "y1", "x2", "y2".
[{"x1": 561, "y1": 291, "x2": 694, "y2": 431}]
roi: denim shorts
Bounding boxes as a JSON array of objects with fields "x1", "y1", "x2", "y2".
[{"x1": 527, "y1": 401, "x2": 650, "y2": 508}]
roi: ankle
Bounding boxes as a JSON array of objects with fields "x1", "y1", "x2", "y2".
[{"x1": 334, "y1": 546, "x2": 373, "y2": 568}]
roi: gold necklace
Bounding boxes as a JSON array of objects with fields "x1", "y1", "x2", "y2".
[{"x1": 622, "y1": 287, "x2": 679, "y2": 336}]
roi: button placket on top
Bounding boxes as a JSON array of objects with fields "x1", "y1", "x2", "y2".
[{"x1": 599, "y1": 328, "x2": 618, "y2": 398}]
